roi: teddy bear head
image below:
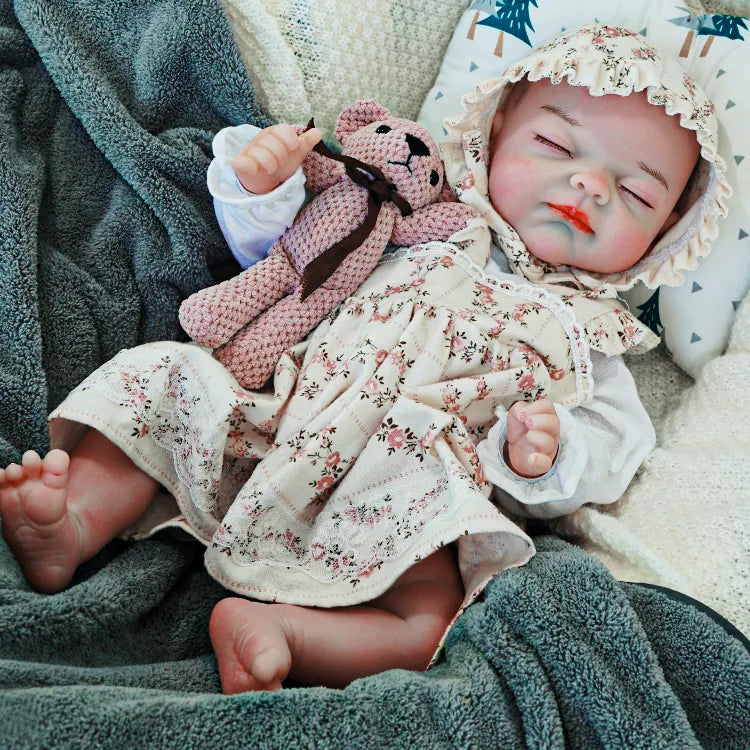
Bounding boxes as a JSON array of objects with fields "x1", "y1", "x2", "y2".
[{"x1": 334, "y1": 99, "x2": 449, "y2": 211}]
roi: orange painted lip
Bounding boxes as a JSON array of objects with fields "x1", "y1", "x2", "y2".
[{"x1": 547, "y1": 203, "x2": 593, "y2": 234}]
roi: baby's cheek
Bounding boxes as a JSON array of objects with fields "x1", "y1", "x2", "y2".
[
  {"x1": 489, "y1": 154, "x2": 533, "y2": 214},
  {"x1": 612, "y1": 224, "x2": 653, "y2": 268}
]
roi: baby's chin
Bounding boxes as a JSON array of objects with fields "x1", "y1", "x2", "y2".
[
  {"x1": 519, "y1": 228, "x2": 649, "y2": 274},
  {"x1": 516, "y1": 226, "x2": 575, "y2": 268}
]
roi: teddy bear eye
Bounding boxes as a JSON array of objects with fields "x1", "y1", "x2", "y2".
[
  {"x1": 429, "y1": 170, "x2": 440, "y2": 186},
  {"x1": 375, "y1": 125, "x2": 392, "y2": 134}
]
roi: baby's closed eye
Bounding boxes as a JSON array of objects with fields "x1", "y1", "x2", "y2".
[
  {"x1": 620, "y1": 186, "x2": 652, "y2": 208},
  {"x1": 534, "y1": 134, "x2": 572, "y2": 157}
]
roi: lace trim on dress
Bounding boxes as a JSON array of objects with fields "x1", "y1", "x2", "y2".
[{"x1": 82, "y1": 346, "x2": 226, "y2": 518}]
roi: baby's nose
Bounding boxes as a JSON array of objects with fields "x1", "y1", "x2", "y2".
[{"x1": 570, "y1": 168, "x2": 610, "y2": 205}]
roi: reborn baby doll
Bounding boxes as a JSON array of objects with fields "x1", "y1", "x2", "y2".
[{"x1": 0, "y1": 25, "x2": 729, "y2": 694}]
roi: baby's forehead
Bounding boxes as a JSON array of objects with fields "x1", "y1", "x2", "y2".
[{"x1": 518, "y1": 78, "x2": 653, "y2": 120}]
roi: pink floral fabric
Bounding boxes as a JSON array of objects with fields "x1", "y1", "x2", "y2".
[{"x1": 50, "y1": 242, "x2": 644, "y2": 607}]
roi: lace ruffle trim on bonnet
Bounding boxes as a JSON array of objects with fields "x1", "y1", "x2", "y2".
[{"x1": 440, "y1": 23, "x2": 732, "y2": 293}]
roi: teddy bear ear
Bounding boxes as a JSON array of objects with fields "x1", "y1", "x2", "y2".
[{"x1": 334, "y1": 99, "x2": 392, "y2": 142}]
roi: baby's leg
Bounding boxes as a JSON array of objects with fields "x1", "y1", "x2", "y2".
[
  {"x1": 209, "y1": 546, "x2": 464, "y2": 693},
  {"x1": 0, "y1": 429, "x2": 159, "y2": 593}
]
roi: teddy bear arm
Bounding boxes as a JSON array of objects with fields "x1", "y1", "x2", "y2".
[
  {"x1": 390, "y1": 203, "x2": 477, "y2": 246},
  {"x1": 301, "y1": 151, "x2": 343, "y2": 193}
]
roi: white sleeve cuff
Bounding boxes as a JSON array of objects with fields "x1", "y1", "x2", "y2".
[
  {"x1": 207, "y1": 125, "x2": 307, "y2": 269},
  {"x1": 476, "y1": 402, "x2": 589, "y2": 517}
]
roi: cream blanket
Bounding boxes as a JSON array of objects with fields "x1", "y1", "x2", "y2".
[
  {"x1": 219, "y1": 0, "x2": 467, "y2": 141},
  {"x1": 552, "y1": 291, "x2": 750, "y2": 635}
]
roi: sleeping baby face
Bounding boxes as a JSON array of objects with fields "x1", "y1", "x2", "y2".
[{"x1": 487, "y1": 79, "x2": 701, "y2": 273}]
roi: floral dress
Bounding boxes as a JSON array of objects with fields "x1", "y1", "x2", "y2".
[{"x1": 50, "y1": 237, "x2": 653, "y2": 609}]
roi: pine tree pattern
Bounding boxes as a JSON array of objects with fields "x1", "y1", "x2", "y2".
[
  {"x1": 636, "y1": 288, "x2": 663, "y2": 335},
  {"x1": 669, "y1": 7, "x2": 747, "y2": 58},
  {"x1": 466, "y1": 0, "x2": 539, "y2": 57}
]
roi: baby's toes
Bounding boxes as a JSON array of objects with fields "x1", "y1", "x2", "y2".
[
  {"x1": 4, "y1": 463, "x2": 25, "y2": 486},
  {"x1": 40, "y1": 450, "x2": 70, "y2": 490},
  {"x1": 252, "y1": 649, "x2": 290, "y2": 689},
  {"x1": 21, "y1": 451, "x2": 43, "y2": 481}
]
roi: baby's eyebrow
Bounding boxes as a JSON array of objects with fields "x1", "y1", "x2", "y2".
[
  {"x1": 540, "y1": 104, "x2": 581, "y2": 127},
  {"x1": 637, "y1": 161, "x2": 669, "y2": 191}
]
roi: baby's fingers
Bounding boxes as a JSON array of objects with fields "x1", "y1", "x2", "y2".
[
  {"x1": 245, "y1": 137, "x2": 287, "y2": 173},
  {"x1": 527, "y1": 452, "x2": 553, "y2": 474},
  {"x1": 241, "y1": 124, "x2": 296, "y2": 155},
  {"x1": 525, "y1": 429, "x2": 556, "y2": 455},
  {"x1": 524, "y1": 397, "x2": 556, "y2": 416},
  {"x1": 265, "y1": 123, "x2": 301, "y2": 150},
  {"x1": 232, "y1": 152, "x2": 260, "y2": 179},
  {"x1": 233, "y1": 144, "x2": 280, "y2": 184},
  {"x1": 506, "y1": 403, "x2": 528, "y2": 443},
  {"x1": 521, "y1": 413, "x2": 560, "y2": 438}
]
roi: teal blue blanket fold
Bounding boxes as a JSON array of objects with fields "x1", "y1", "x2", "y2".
[
  {"x1": 0, "y1": 2, "x2": 748, "y2": 748},
  {"x1": 1, "y1": 535, "x2": 747, "y2": 749},
  {"x1": 0, "y1": 0, "x2": 269, "y2": 464}
]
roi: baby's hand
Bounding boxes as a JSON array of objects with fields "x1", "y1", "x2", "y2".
[
  {"x1": 232, "y1": 124, "x2": 322, "y2": 194},
  {"x1": 505, "y1": 397, "x2": 560, "y2": 478}
]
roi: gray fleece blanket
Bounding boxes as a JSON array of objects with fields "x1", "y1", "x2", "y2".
[
  {"x1": 0, "y1": 0, "x2": 269, "y2": 465},
  {"x1": 0, "y1": 534, "x2": 747, "y2": 749},
  {"x1": 0, "y1": 2, "x2": 748, "y2": 748}
]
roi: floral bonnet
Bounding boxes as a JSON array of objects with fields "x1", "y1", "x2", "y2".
[{"x1": 440, "y1": 23, "x2": 732, "y2": 292}]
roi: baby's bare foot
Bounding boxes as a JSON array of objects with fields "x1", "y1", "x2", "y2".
[
  {"x1": 0, "y1": 449, "x2": 82, "y2": 593},
  {"x1": 209, "y1": 597, "x2": 293, "y2": 694}
]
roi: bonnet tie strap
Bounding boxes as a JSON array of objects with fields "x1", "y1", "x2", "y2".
[{"x1": 299, "y1": 119, "x2": 413, "y2": 300}]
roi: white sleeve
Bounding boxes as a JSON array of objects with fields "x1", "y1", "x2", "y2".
[
  {"x1": 476, "y1": 351, "x2": 655, "y2": 519},
  {"x1": 207, "y1": 124, "x2": 307, "y2": 269}
]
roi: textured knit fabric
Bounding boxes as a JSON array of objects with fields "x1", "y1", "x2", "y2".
[
  {"x1": 179, "y1": 101, "x2": 476, "y2": 388},
  {"x1": 220, "y1": 0, "x2": 468, "y2": 141}
]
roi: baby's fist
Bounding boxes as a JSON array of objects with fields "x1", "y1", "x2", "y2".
[
  {"x1": 505, "y1": 397, "x2": 560, "y2": 478},
  {"x1": 232, "y1": 123, "x2": 322, "y2": 194}
]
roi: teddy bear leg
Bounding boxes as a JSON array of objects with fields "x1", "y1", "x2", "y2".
[
  {"x1": 178, "y1": 246, "x2": 298, "y2": 348},
  {"x1": 213, "y1": 288, "x2": 343, "y2": 389}
]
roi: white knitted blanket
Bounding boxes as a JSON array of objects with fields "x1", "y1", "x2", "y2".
[
  {"x1": 222, "y1": 0, "x2": 749, "y2": 635},
  {"x1": 220, "y1": 0, "x2": 467, "y2": 140}
]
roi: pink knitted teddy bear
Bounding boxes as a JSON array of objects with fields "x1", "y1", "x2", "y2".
[{"x1": 179, "y1": 100, "x2": 476, "y2": 388}]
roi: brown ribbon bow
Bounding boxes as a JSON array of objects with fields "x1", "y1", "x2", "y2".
[{"x1": 299, "y1": 120, "x2": 413, "y2": 300}]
